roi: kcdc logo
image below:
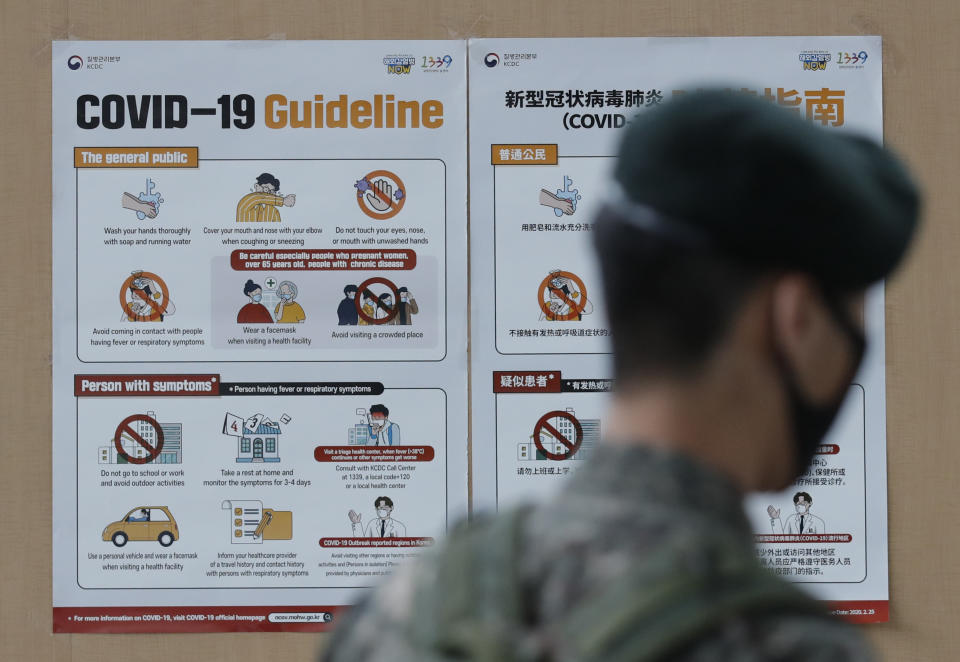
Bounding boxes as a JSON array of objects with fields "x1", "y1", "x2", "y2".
[
  {"x1": 68, "y1": 55, "x2": 83, "y2": 70},
  {"x1": 484, "y1": 52, "x2": 500, "y2": 68}
]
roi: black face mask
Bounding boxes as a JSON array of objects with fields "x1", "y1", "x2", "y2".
[{"x1": 776, "y1": 294, "x2": 867, "y2": 476}]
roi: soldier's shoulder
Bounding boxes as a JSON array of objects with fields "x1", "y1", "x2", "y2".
[
  {"x1": 320, "y1": 556, "x2": 433, "y2": 662},
  {"x1": 680, "y1": 609, "x2": 876, "y2": 661},
  {"x1": 320, "y1": 508, "x2": 533, "y2": 662}
]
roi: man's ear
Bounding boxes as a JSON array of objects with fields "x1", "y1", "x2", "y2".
[{"x1": 769, "y1": 274, "x2": 820, "y2": 355}]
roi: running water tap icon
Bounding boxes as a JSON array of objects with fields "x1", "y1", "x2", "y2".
[
  {"x1": 121, "y1": 177, "x2": 164, "y2": 220},
  {"x1": 539, "y1": 175, "x2": 582, "y2": 217}
]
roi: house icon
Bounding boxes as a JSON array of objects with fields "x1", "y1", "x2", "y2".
[{"x1": 224, "y1": 413, "x2": 282, "y2": 463}]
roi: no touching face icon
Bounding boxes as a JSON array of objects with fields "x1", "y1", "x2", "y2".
[{"x1": 355, "y1": 170, "x2": 407, "y2": 220}]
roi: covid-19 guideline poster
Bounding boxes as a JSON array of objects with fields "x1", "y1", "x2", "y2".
[
  {"x1": 54, "y1": 37, "x2": 891, "y2": 632},
  {"x1": 467, "y1": 36, "x2": 890, "y2": 623},
  {"x1": 52, "y1": 40, "x2": 468, "y2": 632}
]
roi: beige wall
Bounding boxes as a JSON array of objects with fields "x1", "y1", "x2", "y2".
[{"x1": 2, "y1": 1, "x2": 957, "y2": 659}]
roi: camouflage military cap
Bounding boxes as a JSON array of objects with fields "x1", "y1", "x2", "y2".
[{"x1": 610, "y1": 89, "x2": 921, "y2": 289}]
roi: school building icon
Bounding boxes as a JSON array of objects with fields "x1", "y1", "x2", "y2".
[
  {"x1": 518, "y1": 408, "x2": 599, "y2": 461},
  {"x1": 98, "y1": 411, "x2": 183, "y2": 464}
]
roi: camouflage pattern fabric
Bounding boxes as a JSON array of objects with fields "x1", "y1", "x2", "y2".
[{"x1": 321, "y1": 444, "x2": 875, "y2": 661}]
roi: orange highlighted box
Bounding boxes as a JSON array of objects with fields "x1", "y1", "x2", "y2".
[
  {"x1": 491, "y1": 144, "x2": 558, "y2": 165},
  {"x1": 74, "y1": 147, "x2": 198, "y2": 168}
]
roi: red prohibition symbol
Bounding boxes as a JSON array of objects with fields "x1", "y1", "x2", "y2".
[
  {"x1": 119, "y1": 271, "x2": 171, "y2": 322},
  {"x1": 356, "y1": 169, "x2": 407, "y2": 220},
  {"x1": 533, "y1": 410, "x2": 583, "y2": 461},
  {"x1": 355, "y1": 276, "x2": 401, "y2": 325},
  {"x1": 113, "y1": 414, "x2": 165, "y2": 464},
  {"x1": 538, "y1": 270, "x2": 588, "y2": 322}
]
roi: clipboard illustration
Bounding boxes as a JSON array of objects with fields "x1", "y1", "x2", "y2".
[{"x1": 221, "y1": 500, "x2": 293, "y2": 543}]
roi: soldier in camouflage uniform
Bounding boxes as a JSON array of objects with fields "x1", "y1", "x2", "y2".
[{"x1": 322, "y1": 91, "x2": 920, "y2": 661}]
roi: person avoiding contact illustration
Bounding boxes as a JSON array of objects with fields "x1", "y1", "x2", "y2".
[
  {"x1": 237, "y1": 279, "x2": 274, "y2": 323},
  {"x1": 123, "y1": 272, "x2": 175, "y2": 322},
  {"x1": 767, "y1": 492, "x2": 825, "y2": 534},
  {"x1": 348, "y1": 496, "x2": 406, "y2": 538},
  {"x1": 129, "y1": 508, "x2": 150, "y2": 522},
  {"x1": 367, "y1": 404, "x2": 400, "y2": 446},
  {"x1": 539, "y1": 270, "x2": 593, "y2": 321},
  {"x1": 338, "y1": 285, "x2": 359, "y2": 326},
  {"x1": 236, "y1": 172, "x2": 296, "y2": 222},
  {"x1": 274, "y1": 280, "x2": 306, "y2": 323}
]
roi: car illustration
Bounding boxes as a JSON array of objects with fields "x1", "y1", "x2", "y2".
[{"x1": 102, "y1": 506, "x2": 179, "y2": 547}]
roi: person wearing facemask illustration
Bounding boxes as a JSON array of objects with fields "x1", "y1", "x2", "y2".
[
  {"x1": 348, "y1": 496, "x2": 406, "y2": 538},
  {"x1": 338, "y1": 284, "x2": 359, "y2": 326},
  {"x1": 366, "y1": 404, "x2": 400, "y2": 446},
  {"x1": 374, "y1": 287, "x2": 419, "y2": 325},
  {"x1": 767, "y1": 492, "x2": 825, "y2": 534},
  {"x1": 394, "y1": 287, "x2": 419, "y2": 325},
  {"x1": 128, "y1": 508, "x2": 150, "y2": 522},
  {"x1": 237, "y1": 279, "x2": 273, "y2": 323},
  {"x1": 274, "y1": 280, "x2": 306, "y2": 323},
  {"x1": 358, "y1": 290, "x2": 376, "y2": 326},
  {"x1": 374, "y1": 293, "x2": 394, "y2": 323}
]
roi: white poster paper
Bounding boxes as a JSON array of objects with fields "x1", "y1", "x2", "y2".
[
  {"x1": 468, "y1": 36, "x2": 889, "y2": 622},
  {"x1": 52, "y1": 40, "x2": 468, "y2": 633}
]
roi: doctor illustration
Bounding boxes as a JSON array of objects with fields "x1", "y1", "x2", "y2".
[
  {"x1": 767, "y1": 491, "x2": 826, "y2": 534},
  {"x1": 348, "y1": 496, "x2": 407, "y2": 538}
]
